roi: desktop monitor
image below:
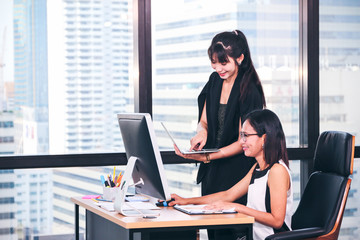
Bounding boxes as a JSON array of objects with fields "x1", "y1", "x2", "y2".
[{"x1": 117, "y1": 113, "x2": 171, "y2": 201}]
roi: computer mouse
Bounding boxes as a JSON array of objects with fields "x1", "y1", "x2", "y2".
[{"x1": 156, "y1": 198, "x2": 175, "y2": 207}]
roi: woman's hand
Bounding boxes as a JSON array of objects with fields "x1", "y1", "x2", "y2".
[
  {"x1": 174, "y1": 144, "x2": 209, "y2": 163},
  {"x1": 204, "y1": 200, "x2": 239, "y2": 212},
  {"x1": 190, "y1": 130, "x2": 207, "y2": 151},
  {"x1": 168, "y1": 194, "x2": 189, "y2": 206}
]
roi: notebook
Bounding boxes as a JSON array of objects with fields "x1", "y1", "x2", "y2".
[
  {"x1": 161, "y1": 122, "x2": 219, "y2": 154},
  {"x1": 174, "y1": 204, "x2": 236, "y2": 215}
]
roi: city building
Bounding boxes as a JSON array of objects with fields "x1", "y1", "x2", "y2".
[
  {"x1": 58, "y1": 0, "x2": 132, "y2": 154},
  {"x1": 12, "y1": 1, "x2": 53, "y2": 239},
  {"x1": 0, "y1": 112, "x2": 16, "y2": 240}
]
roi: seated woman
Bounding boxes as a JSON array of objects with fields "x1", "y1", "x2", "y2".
[{"x1": 170, "y1": 109, "x2": 293, "y2": 240}]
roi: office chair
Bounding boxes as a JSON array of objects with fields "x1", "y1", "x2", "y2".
[{"x1": 266, "y1": 131, "x2": 355, "y2": 240}]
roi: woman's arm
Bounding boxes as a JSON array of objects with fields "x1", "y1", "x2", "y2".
[
  {"x1": 190, "y1": 101, "x2": 208, "y2": 151},
  {"x1": 180, "y1": 117, "x2": 243, "y2": 162},
  {"x1": 233, "y1": 164, "x2": 290, "y2": 229},
  {"x1": 175, "y1": 101, "x2": 209, "y2": 163},
  {"x1": 169, "y1": 163, "x2": 256, "y2": 207}
]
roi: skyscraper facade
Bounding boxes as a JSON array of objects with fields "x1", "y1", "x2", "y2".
[
  {"x1": 60, "y1": 0, "x2": 132, "y2": 154},
  {"x1": 11, "y1": 1, "x2": 52, "y2": 239},
  {"x1": 13, "y1": 0, "x2": 49, "y2": 154},
  {"x1": 0, "y1": 112, "x2": 16, "y2": 240},
  {"x1": 49, "y1": 0, "x2": 133, "y2": 233}
]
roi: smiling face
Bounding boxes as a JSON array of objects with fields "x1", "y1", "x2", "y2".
[
  {"x1": 240, "y1": 120, "x2": 265, "y2": 161},
  {"x1": 210, "y1": 54, "x2": 240, "y2": 81}
]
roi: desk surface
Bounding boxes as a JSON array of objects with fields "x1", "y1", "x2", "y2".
[{"x1": 71, "y1": 196, "x2": 254, "y2": 230}]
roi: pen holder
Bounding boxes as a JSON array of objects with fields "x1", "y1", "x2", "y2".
[{"x1": 102, "y1": 187, "x2": 120, "y2": 201}]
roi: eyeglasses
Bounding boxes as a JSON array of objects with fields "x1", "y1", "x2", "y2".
[{"x1": 239, "y1": 132, "x2": 259, "y2": 142}]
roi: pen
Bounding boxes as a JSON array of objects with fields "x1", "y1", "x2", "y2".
[
  {"x1": 107, "y1": 174, "x2": 110, "y2": 186},
  {"x1": 113, "y1": 167, "x2": 116, "y2": 182},
  {"x1": 91, "y1": 198, "x2": 99, "y2": 203},
  {"x1": 121, "y1": 180, "x2": 126, "y2": 190},
  {"x1": 106, "y1": 177, "x2": 109, "y2": 187},
  {"x1": 100, "y1": 175, "x2": 106, "y2": 185},
  {"x1": 96, "y1": 198, "x2": 113, "y2": 202},
  {"x1": 115, "y1": 172, "x2": 119, "y2": 183},
  {"x1": 108, "y1": 175, "x2": 115, "y2": 187},
  {"x1": 116, "y1": 172, "x2": 122, "y2": 185}
]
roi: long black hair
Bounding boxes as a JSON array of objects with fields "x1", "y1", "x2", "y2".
[
  {"x1": 208, "y1": 30, "x2": 266, "y2": 107},
  {"x1": 244, "y1": 109, "x2": 289, "y2": 167}
]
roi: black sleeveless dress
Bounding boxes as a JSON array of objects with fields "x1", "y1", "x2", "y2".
[{"x1": 196, "y1": 70, "x2": 263, "y2": 205}]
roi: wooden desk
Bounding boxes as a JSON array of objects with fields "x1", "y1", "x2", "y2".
[{"x1": 71, "y1": 196, "x2": 254, "y2": 240}]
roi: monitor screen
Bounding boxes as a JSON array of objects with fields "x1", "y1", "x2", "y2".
[{"x1": 117, "y1": 113, "x2": 171, "y2": 201}]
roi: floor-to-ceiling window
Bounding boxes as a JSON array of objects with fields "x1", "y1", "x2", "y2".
[
  {"x1": 1, "y1": 0, "x2": 133, "y2": 238},
  {"x1": 151, "y1": 0, "x2": 301, "y2": 210},
  {"x1": 319, "y1": 1, "x2": 360, "y2": 238}
]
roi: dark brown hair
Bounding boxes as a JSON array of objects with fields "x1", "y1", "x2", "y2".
[
  {"x1": 208, "y1": 30, "x2": 266, "y2": 107},
  {"x1": 243, "y1": 109, "x2": 289, "y2": 167}
]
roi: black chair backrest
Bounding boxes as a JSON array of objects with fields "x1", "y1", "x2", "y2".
[
  {"x1": 313, "y1": 131, "x2": 353, "y2": 176},
  {"x1": 291, "y1": 131, "x2": 354, "y2": 232}
]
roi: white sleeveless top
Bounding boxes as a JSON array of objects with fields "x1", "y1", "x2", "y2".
[{"x1": 246, "y1": 160, "x2": 293, "y2": 240}]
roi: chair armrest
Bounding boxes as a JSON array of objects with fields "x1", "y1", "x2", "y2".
[{"x1": 265, "y1": 227, "x2": 326, "y2": 240}]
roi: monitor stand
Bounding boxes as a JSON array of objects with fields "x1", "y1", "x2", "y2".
[{"x1": 114, "y1": 156, "x2": 159, "y2": 217}]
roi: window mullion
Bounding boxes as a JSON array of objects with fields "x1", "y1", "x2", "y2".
[{"x1": 133, "y1": 0, "x2": 152, "y2": 115}]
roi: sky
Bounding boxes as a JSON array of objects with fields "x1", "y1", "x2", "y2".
[{"x1": 0, "y1": 0, "x2": 14, "y2": 83}]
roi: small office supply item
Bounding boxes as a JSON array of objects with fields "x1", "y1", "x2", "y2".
[
  {"x1": 99, "y1": 201, "x2": 160, "y2": 213},
  {"x1": 96, "y1": 198, "x2": 113, "y2": 202},
  {"x1": 113, "y1": 167, "x2": 116, "y2": 182},
  {"x1": 100, "y1": 175, "x2": 106, "y2": 186},
  {"x1": 161, "y1": 122, "x2": 219, "y2": 154},
  {"x1": 104, "y1": 180, "x2": 109, "y2": 187},
  {"x1": 107, "y1": 175, "x2": 114, "y2": 187},
  {"x1": 116, "y1": 172, "x2": 122, "y2": 185},
  {"x1": 103, "y1": 186, "x2": 120, "y2": 201},
  {"x1": 124, "y1": 202, "x2": 160, "y2": 210},
  {"x1": 98, "y1": 202, "x2": 115, "y2": 211},
  {"x1": 156, "y1": 198, "x2": 175, "y2": 207},
  {"x1": 174, "y1": 204, "x2": 236, "y2": 215},
  {"x1": 125, "y1": 195, "x2": 150, "y2": 202},
  {"x1": 82, "y1": 195, "x2": 101, "y2": 199}
]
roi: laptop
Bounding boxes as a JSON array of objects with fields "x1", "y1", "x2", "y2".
[
  {"x1": 174, "y1": 204, "x2": 236, "y2": 215},
  {"x1": 161, "y1": 122, "x2": 219, "y2": 155}
]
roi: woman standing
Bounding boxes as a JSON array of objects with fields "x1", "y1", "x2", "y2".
[{"x1": 175, "y1": 30, "x2": 266, "y2": 206}]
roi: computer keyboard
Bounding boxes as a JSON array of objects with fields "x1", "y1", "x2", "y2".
[
  {"x1": 123, "y1": 201, "x2": 160, "y2": 210},
  {"x1": 97, "y1": 201, "x2": 160, "y2": 212}
]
